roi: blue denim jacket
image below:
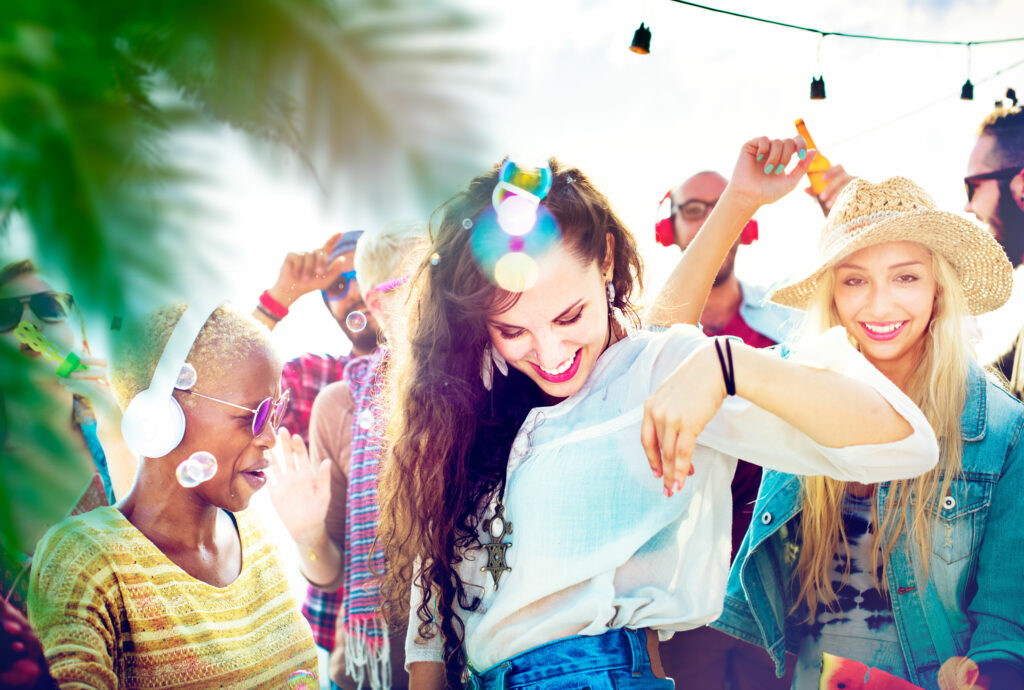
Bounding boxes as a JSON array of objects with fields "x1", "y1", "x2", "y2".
[
  {"x1": 737, "y1": 280, "x2": 802, "y2": 344},
  {"x1": 712, "y1": 364, "x2": 1024, "y2": 689}
]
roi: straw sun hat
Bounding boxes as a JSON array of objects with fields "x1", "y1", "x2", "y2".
[{"x1": 770, "y1": 176, "x2": 1013, "y2": 315}]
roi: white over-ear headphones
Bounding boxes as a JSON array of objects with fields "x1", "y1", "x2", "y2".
[{"x1": 121, "y1": 301, "x2": 222, "y2": 458}]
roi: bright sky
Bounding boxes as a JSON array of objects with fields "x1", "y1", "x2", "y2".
[
  {"x1": 7, "y1": 0, "x2": 1022, "y2": 359},
  {"x1": 213, "y1": 0, "x2": 1024, "y2": 362}
]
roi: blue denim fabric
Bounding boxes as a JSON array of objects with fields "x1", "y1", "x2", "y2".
[
  {"x1": 466, "y1": 628, "x2": 673, "y2": 690},
  {"x1": 737, "y1": 280, "x2": 802, "y2": 343},
  {"x1": 711, "y1": 364, "x2": 1024, "y2": 690}
]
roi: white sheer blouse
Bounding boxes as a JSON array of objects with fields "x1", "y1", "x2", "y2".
[{"x1": 405, "y1": 325, "x2": 939, "y2": 672}]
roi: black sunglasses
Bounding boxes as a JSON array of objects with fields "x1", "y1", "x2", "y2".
[
  {"x1": 0, "y1": 292, "x2": 73, "y2": 333},
  {"x1": 674, "y1": 198, "x2": 717, "y2": 222},
  {"x1": 964, "y1": 167, "x2": 1021, "y2": 203}
]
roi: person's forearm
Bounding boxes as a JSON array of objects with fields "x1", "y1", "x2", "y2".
[
  {"x1": 731, "y1": 344, "x2": 913, "y2": 447},
  {"x1": 408, "y1": 662, "x2": 445, "y2": 690},
  {"x1": 295, "y1": 528, "x2": 343, "y2": 589},
  {"x1": 648, "y1": 188, "x2": 759, "y2": 327}
]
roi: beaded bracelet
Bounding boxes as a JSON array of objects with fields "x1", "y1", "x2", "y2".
[
  {"x1": 256, "y1": 303, "x2": 282, "y2": 323},
  {"x1": 714, "y1": 337, "x2": 736, "y2": 396}
]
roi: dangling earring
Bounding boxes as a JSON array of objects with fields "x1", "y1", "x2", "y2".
[
  {"x1": 605, "y1": 280, "x2": 615, "y2": 314},
  {"x1": 481, "y1": 343, "x2": 509, "y2": 390}
]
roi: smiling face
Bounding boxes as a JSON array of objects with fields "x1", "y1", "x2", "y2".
[
  {"x1": 486, "y1": 239, "x2": 613, "y2": 401},
  {"x1": 832, "y1": 241, "x2": 937, "y2": 386},
  {"x1": 174, "y1": 343, "x2": 281, "y2": 512}
]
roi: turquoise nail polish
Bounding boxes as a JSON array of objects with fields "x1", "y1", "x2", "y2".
[
  {"x1": 756, "y1": 153, "x2": 764, "y2": 162},
  {"x1": 798, "y1": 148, "x2": 806, "y2": 160},
  {"x1": 764, "y1": 163, "x2": 774, "y2": 174},
  {"x1": 775, "y1": 165, "x2": 785, "y2": 175}
]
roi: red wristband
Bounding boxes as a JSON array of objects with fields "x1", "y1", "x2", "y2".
[{"x1": 259, "y1": 290, "x2": 289, "y2": 319}]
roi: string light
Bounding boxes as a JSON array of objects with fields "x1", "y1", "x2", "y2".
[
  {"x1": 630, "y1": 23, "x2": 652, "y2": 54},
  {"x1": 961, "y1": 45, "x2": 974, "y2": 101},
  {"x1": 642, "y1": 1, "x2": 1024, "y2": 97}
]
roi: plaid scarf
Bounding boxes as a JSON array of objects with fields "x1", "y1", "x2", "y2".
[{"x1": 341, "y1": 349, "x2": 389, "y2": 690}]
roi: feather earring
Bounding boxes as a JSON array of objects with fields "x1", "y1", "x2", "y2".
[{"x1": 481, "y1": 343, "x2": 509, "y2": 390}]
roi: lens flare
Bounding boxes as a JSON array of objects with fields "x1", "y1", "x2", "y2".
[
  {"x1": 496, "y1": 195, "x2": 540, "y2": 237},
  {"x1": 175, "y1": 363, "x2": 197, "y2": 390},
  {"x1": 499, "y1": 158, "x2": 552, "y2": 200},
  {"x1": 470, "y1": 206, "x2": 560, "y2": 290},
  {"x1": 176, "y1": 451, "x2": 218, "y2": 488},
  {"x1": 286, "y1": 670, "x2": 317, "y2": 690},
  {"x1": 345, "y1": 310, "x2": 368, "y2": 332},
  {"x1": 494, "y1": 253, "x2": 539, "y2": 292}
]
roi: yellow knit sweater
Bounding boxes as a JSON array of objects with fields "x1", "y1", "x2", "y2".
[{"x1": 28, "y1": 506, "x2": 317, "y2": 688}]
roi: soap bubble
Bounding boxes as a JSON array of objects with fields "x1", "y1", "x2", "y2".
[
  {"x1": 429, "y1": 252, "x2": 440, "y2": 266},
  {"x1": 494, "y1": 253, "x2": 539, "y2": 292},
  {"x1": 357, "y1": 408, "x2": 375, "y2": 431},
  {"x1": 345, "y1": 310, "x2": 368, "y2": 332},
  {"x1": 175, "y1": 363, "x2": 197, "y2": 390},
  {"x1": 286, "y1": 670, "x2": 317, "y2": 690},
  {"x1": 176, "y1": 451, "x2": 218, "y2": 488}
]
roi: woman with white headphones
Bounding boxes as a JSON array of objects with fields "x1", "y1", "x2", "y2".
[{"x1": 26, "y1": 302, "x2": 318, "y2": 688}]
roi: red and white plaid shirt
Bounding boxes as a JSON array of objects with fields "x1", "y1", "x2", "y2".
[{"x1": 278, "y1": 353, "x2": 351, "y2": 441}]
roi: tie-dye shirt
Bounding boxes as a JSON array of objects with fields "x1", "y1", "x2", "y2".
[{"x1": 793, "y1": 492, "x2": 908, "y2": 688}]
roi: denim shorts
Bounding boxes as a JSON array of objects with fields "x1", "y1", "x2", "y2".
[{"x1": 466, "y1": 628, "x2": 675, "y2": 689}]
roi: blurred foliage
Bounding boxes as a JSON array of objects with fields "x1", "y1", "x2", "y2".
[{"x1": 0, "y1": 0, "x2": 498, "y2": 565}]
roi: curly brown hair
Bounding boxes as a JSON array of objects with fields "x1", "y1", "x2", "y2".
[{"x1": 376, "y1": 159, "x2": 643, "y2": 685}]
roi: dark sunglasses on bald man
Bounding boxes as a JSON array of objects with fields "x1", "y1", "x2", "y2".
[
  {"x1": 0, "y1": 292, "x2": 73, "y2": 333},
  {"x1": 964, "y1": 167, "x2": 1021, "y2": 203}
]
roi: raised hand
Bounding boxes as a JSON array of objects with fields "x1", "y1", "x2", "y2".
[
  {"x1": 267, "y1": 232, "x2": 348, "y2": 308},
  {"x1": 807, "y1": 163, "x2": 855, "y2": 216},
  {"x1": 267, "y1": 428, "x2": 333, "y2": 544},
  {"x1": 640, "y1": 340, "x2": 729, "y2": 497},
  {"x1": 725, "y1": 135, "x2": 817, "y2": 212}
]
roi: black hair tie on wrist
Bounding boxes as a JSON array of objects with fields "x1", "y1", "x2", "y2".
[{"x1": 714, "y1": 337, "x2": 736, "y2": 396}]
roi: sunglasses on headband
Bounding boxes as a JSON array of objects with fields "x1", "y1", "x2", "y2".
[
  {"x1": 0, "y1": 292, "x2": 73, "y2": 333},
  {"x1": 321, "y1": 270, "x2": 359, "y2": 302},
  {"x1": 964, "y1": 167, "x2": 1021, "y2": 203},
  {"x1": 179, "y1": 388, "x2": 291, "y2": 437}
]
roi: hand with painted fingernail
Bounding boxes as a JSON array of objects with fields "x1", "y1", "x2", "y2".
[{"x1": 726, "y1": 135, "x2": 817, "y2": 211}]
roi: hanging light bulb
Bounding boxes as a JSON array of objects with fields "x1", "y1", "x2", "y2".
[
  {"x1": 1007, "y1": 88, "x2": 1018, "y2": 107},
  {"x1": 809, "y1": 35, "x2": 826, "y2": 100},
  {"x1": 630, "y1": 23, "x2": 651, "y2": 55},
  {"x1": 810, "y1": 76, "x2": 826, "y2": 100},
  {"x1": 961, "y1": 45, "x2": 974, "y2": 101}
]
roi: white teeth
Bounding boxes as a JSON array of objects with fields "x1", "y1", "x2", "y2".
[
  {"x1": 864, "y1": 322, "x2": 903, "y2": 334},
  {"x1": 539, "y1": 350, "x2": 577, "y2": 375}
]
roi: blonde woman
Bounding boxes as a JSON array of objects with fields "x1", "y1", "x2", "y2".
[{"x1": 708, "y1": 177, "x2": 1024, "y2": 690}]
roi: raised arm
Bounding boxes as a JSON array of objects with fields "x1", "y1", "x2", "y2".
[
  {"x1": 641, "y1": 331, "x2": 938, "y2": 496},
  {"x1": 647, "y1": 135, "x2": 814, "y2": 327},
  {"x1": 252, "y1": 232, "x2": 346, "y2": 331}
]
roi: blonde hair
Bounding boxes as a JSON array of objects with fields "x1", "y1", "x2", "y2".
[
  {"x1": 110, "y1": 303, "x2": 276, "y2": 410},
  {"x1": 794, "y1": 246, "x2": 971, "y2": 619},
  {"x1": 354, "y1": 222, "x2": 429, "y2": 293}
]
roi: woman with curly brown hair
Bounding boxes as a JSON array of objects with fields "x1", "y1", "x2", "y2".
[{"x1": 377, "y1": 136, "x2": 940, "y2": 689}]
